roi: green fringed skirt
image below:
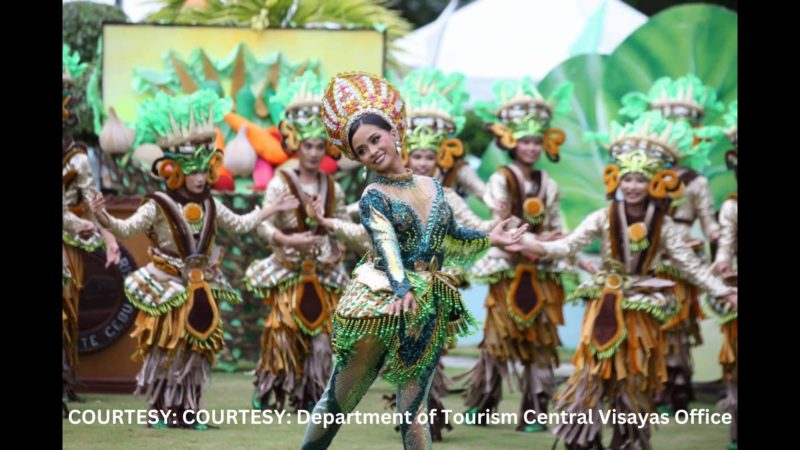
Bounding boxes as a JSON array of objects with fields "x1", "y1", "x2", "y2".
[{"x1": 332, "y1": 263, "x2": 476, "y2": 385}]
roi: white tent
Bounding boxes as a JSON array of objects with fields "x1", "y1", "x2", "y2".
[
  {"x1": 393, "y1": 0, "x2": 647, "y2": 102},
  {"x1": 63, "y1": 0, "x2": 160, "y2": 22}
]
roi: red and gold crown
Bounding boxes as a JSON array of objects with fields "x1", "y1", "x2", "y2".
[{"x1": 322, "y1": 72, "x2": 406, "y2": 160}]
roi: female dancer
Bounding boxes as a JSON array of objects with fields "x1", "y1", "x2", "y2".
[{"x1": 300, "y1": 72, "x2": 526, "y2": 449}]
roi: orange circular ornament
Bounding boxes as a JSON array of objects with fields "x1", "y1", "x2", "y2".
[
  {"x1": 524, "y1": 198, "x2": 544, "y2": 216},
  {"x1": 301, "y1": 260, "x2": 315, "y2": 274},
  {"x1": 605, "y1": 274, "x2": 622, "y2": 289},
  {"x1": 628, "y1": 222, "x2": 648, "y2": 242},
  {"x1": 183, "y1": 203, "x2": 203, "y2": 224},
  {"x1": 188, "y1": 268, "x2": 204, "y2": 283}
]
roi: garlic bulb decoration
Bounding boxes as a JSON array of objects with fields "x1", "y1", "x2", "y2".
[
  {"x1": 99, "y1": 107, "x2": 136, "y2": 155},
  {"x1": 223, "y1": 125, "x2": 257, "y2": 176}
]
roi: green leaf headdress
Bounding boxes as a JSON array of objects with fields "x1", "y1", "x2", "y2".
[
  {"x1": 135, "y1": 89, "x2": 232, "y2": 187},
  {"x1": 615, "y1": 150, "x2": 664, "y2": 179},
  {"x1": 475, "y1": 77, "x2": 572, "y2": 162},
  {"x1": 585, "y1": 110, "x2": 719, "y2": 170},
  {"x1": 619, "y1": 74, "x2": 724, "y2": 125},
  {"x1": 270, "y1": 69, "x2": 339, "y2": 158},
  {"x1": 400, "y1": 68, "x2": 469, "y2": 170},
  {"x1": 593, "y1": 111, "x2": 724, "y2": 203},
  {"x1": 618, "y1": 75, "x2": 727, "y2": 171}
]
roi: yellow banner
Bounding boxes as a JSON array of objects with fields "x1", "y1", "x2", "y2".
[{"x1": 102, "y1": 24, "x2": 385, "y2": 122}]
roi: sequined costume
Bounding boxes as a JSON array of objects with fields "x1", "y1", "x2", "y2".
[
  {"x1": 370, "y1": 188, "x2": 493, "y2": 441},
  {"x1": 376, "y1": 188, "x2": 494, "y2": 441},
  {"x1": 377, "y1": 68, "x2": 496, "y2": 441},
  {"x1": 619, "y1": 74, "x2": 725, "y2": 413},
  {"x1": 303, "y1": 172, "x2": 487, "y2": 449},
  {"x1": 301, "y1": 72, "x2": 489, "y2": 449},
  {"x1": 548, "y1": 114, "x2": 734, "y2": 449},
  {"x1": 462, "y1": 77, "x2": 575, "y2": 430},
  {"x1": 98, "y1": 90, "x2": 264, "y2": 428}
]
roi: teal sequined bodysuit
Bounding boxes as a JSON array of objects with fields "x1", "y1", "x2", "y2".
[{"x1": 302, "y1": 171, "x2": 489, "y2": 449}]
